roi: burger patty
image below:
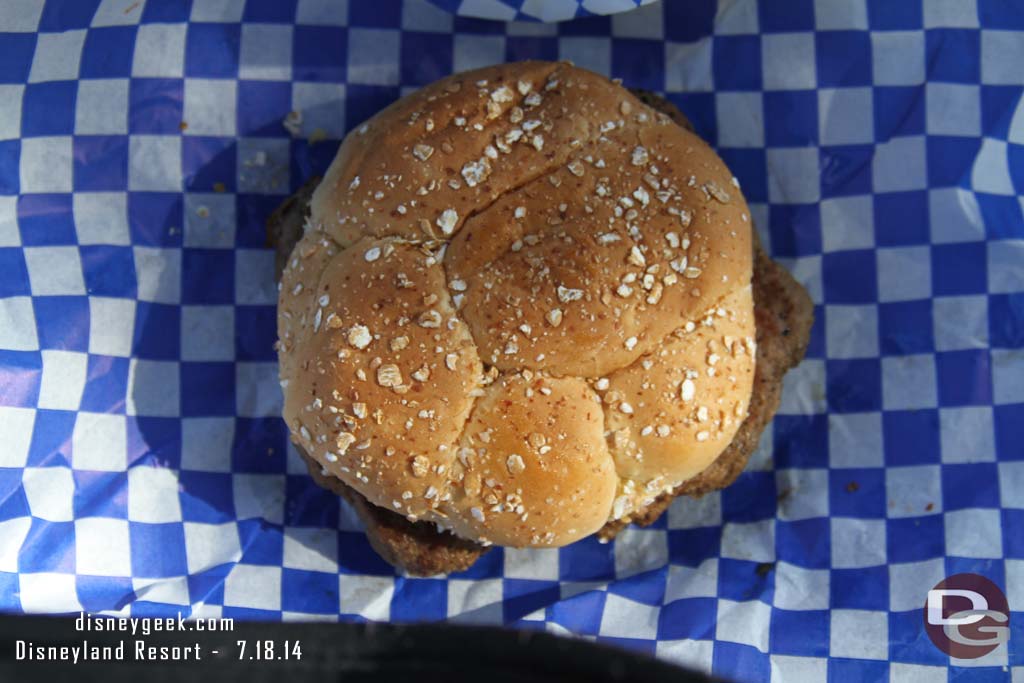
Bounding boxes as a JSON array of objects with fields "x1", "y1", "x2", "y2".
[{"x1": 267, "y1": 93, "x2": 814, "y2": 575}]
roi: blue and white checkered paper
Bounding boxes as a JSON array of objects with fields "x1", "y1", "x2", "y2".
[
  {"x1": 1, "y1": 0, "x2": 1023, "y2": 680},
  {"x1": 425, "y1": 0, "x2": 649, "y2": 23}
]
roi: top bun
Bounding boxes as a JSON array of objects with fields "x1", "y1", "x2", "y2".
[{"x1": 277, "y1": 61, "x2": 755, "y2": 548}]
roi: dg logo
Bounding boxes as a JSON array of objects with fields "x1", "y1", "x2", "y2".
[{"x1": 924, "y1": 573, "x2": 1010, "y2": 660}]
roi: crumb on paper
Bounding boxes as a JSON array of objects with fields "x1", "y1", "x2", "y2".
[
  {"x1": 308, "y1": 128, "x2": 328, "y2": 145},
  {"x1": 245, "y1": 151, "x2": 268, "y2": 168},
  {"x1": 283, "y1": 110, "x2": 303, "y2": 137},
  {"x1": 178, "y1": 121, "x2": 188, "y2": 132},
  {"x1": 213, "y1": 182, "x2": 226, "y2": 193},
  {"x1": 239, "y1": 148, "x2": 286, "y2": 192}
]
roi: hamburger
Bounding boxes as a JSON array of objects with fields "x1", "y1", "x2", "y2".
[{"x1": 269, "y1": 61, "x2": 812, "y2": 575}]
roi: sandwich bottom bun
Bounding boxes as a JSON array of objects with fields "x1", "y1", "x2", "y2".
[{"x1": 269, "y1": 65, "x2": 812, "y2": 575}]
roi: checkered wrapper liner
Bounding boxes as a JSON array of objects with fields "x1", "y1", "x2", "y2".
[
  {"x1": 0, "y1": 0, "x2": 1023, "y2": 680},
  {"x1": 424, "y1": 0, "x2": 650, "y2": 22}
]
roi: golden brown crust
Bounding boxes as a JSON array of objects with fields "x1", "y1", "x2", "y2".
[
  {"x1": 270, "y1": 204, "x2": 810, "y2": 572},
  {"x1": 437, "y1": 75, "x2": 751, "y2": 379},
  {"x1": 601, "y1": 283, "x2": 757, "y2": 520},
  {"x1": 279, "y1": 235, "x2": 484, "y2": 522},
  {"x1": 268, "y1": 73, "x2": 811, "y2": 573},
  {"x1": 280, "y1": 62, "x2": 757, "y2": 548},
  {"x1": 598, "y1": 240, "x2": 813, "y2": 538},
  {"x1": 310, "y1": 62, "x2": 565, "y2": 248},
  {"x1": 269, "y1": 187, "x2": 492, "y2": 572},
  {"x1": 593, "y1": 90, "x2": 812, "y2": 536},
  {"x1": 445, "y1": 373, "x2": 617, "y2": 547}
]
